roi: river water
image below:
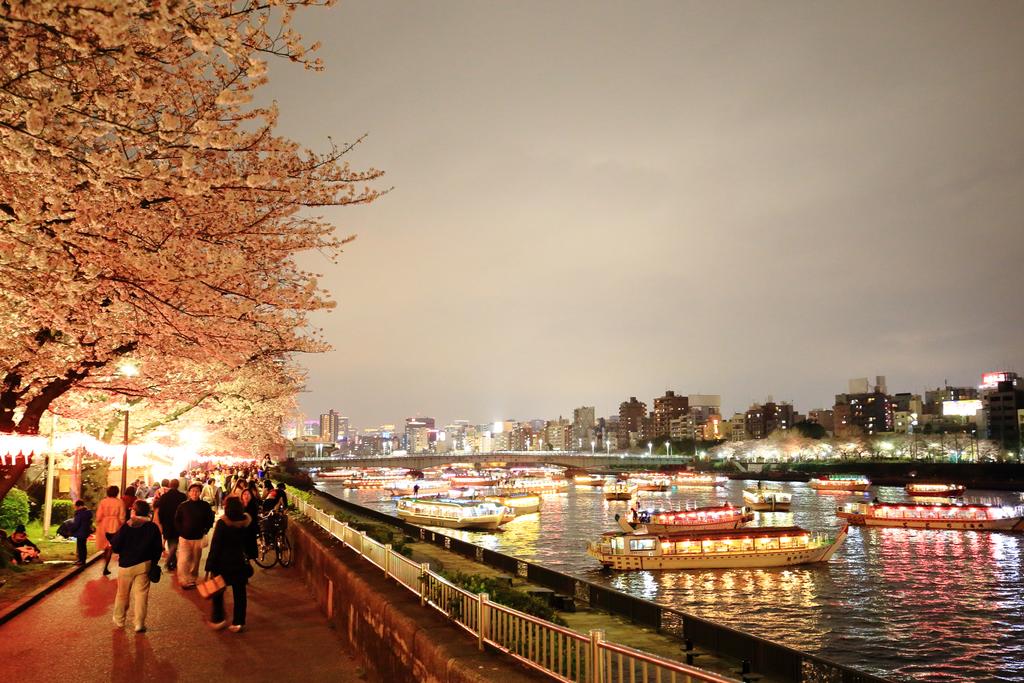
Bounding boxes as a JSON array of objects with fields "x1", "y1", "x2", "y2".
[{"x1": 319, "y1": 479, "x2": 1024, "y2": 683}]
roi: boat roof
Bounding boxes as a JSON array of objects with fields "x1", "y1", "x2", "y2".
[
  {"x1": 603, "y1": 525, "x2": 811, "y2": 540},
  {"x1": 643, "y1": 503, "x2": 738, "y2": 514},
  {"x1": 870, "y1": 501, "x2": 1003, "y2": 509},
  {"x1": 399, "y1": 497, "x2": 499, "y2": 508}
]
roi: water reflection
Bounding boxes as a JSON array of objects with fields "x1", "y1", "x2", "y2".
[{"x1": 321, "y1": 480, "x2": 1024, "y2": 682}]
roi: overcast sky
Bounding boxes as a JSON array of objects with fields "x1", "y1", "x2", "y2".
[{"x1": 263, "y1": 1, "x2": 1024, "y2": 428}]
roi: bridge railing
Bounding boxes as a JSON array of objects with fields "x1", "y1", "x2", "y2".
[{"x1": 292, "y1": 497, "x2": 736, "y2": 683}]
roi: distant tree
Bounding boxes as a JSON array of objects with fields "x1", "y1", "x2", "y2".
[{"x1": 794, "y1": 420, "x2": 827, "y2": 440}]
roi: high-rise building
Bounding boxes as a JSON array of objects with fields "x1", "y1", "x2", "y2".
[
  {"x1": 572, "y1": 406, "x2": 596, "y2": 451},
  {"x1": 728, "y1": 413, "x2": 748, "y2": 441},
  {"x1": 618, "y1": 397, "x2": 647, "y2": 449},
  {"x1": 404, "y1": 416, "x2": 435, "y2": 454},
  {"x1": 544, "y1": 419, "x2": 572, "y2": 451},
  {"x1": 982, "y1": 372, "x2": 1023, "y2": 451},
  {"x1": 744, "y1": 400, "x2": 795, "y2": 439},
  {"x1": 652, "y1": 391, "x2": 689, "y2": 439}
]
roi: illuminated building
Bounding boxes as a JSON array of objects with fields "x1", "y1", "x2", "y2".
[
  {"x1": 652, "y1": 391, "x2": 688, "y2": 439},
  {"x1": 807, "y1": 409, "x2": 834, "y2": 434},
  {"x1": 572, "y1": 406, "x2": 595, "y2": 450},
  {"x1": 617, "y1": 397, "x2": 647, "y2": 449},
  {"x1": 727, "y1": 413, "x2": 748, "y2": 441},
  {"x1": 834, "y1": 377, "x2": 894, "y2": 435},
  {"x1": 744, "y1": 399, "x2": 795, "y2": 439},
  {"x1": 982, "y1": 372, "x2": 1023, "y2": 451}
]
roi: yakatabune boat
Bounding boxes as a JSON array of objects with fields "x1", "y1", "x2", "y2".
[
  {"x1": 496, "y1": 477, "x2": 568, "y2": 495},
  {"x1": 604, "y1": 482, "x2": 638, "y2": 501},
  {"x1": 905, "y1": 482, "x2": 966, "y2": 497},
  {"x1": 808, "y1": 474, "x2": 870, "y2": 492},
  {"x1": 485, "y1": 492, "x2": 542, "y2": 521},
  {"x1": 385, "y1": 478, "x2": 450, "y2": 496},
  {"x1": 742, "y1": 485, "x2": 792, "y2": 512},
  {"x1": 588, "y1": 525, "x2": 848, "y2": 570},
  {"x1": 628, "y1": 474, "x2": 672, "y2": 492},
  {"x1": 573, "y1": 474, "x2": 606, "y2": 487},
  {"x1": 616, "y1": 503, "x2": 753, "y2": 533},
  {"x1": 837, "y1": 501, "x2": 1024, "y2": 531},
  {"x1": 673, "y1": 472, "x2": 728, "y2": 487},
  {"x1": 395, "y1": 498, "x2": 508, "y2": 530}
]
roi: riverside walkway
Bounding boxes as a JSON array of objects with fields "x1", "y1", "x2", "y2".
[{"x1": 0, "y1": 558, "x2": 366, "y2": 682}]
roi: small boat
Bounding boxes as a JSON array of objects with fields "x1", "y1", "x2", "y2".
[
  {"x1": 574, "y1": 474, "x2": 606, "y2": 487},
  {"x1": 742, "y1": 484, "x2": 792, "y2": 512},
  {"x1": 837, "y1": 501, "x2": 1024, "y2": 532},
  {"x1": 396, "y1": 497, "x2": 508, "y2": 530},
  {"x1": 616, "y1": 503, "x2": 753, "y2": 533},
  {"x1": 587, "y1": 525, "x2": 848, "y2": 570},
  {"x1": 905, "y1": 482, "x2": 966, "y2": 497},
  {"x1": 604, "y1": 482, "x2": 638, "y2": 501},
  {"x1": 673, "y1": 472, "x2": 729, "y2": 487},
  {"x1": 485, "y1": 493, "x2": 543, "y2": 522},
  {"x1": 808, "y1": 475, "x2": 870, "y2": 492}
]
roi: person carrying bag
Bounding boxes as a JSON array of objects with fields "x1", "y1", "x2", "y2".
[{"x1": 204, "y1": 497, "x2": 253, "y2": 632}]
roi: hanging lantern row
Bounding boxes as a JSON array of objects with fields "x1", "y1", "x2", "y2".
[{"x1": 0, "y1": 451, "x2": 35, "y2": 466}]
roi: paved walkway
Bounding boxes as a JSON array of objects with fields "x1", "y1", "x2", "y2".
[{"x1": 0, "y1": 554, "x2": 368, "y2": 682}]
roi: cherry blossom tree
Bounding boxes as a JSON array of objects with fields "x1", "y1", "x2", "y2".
[{"x1": 1, "y1": 1, "x2": 385, "y2": 497}]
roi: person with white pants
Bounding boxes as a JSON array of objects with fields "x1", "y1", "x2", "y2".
[
  {"x1": 174, "y1": 483, "x2": 215, "y2": 588},
  {"x1": 108, "y1": 500, "x2": 164, "y2": 633}
]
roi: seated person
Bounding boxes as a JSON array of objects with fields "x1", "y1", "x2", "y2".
[{"x1": 9, "y1": 524, "x2": 41, "y2": 563}]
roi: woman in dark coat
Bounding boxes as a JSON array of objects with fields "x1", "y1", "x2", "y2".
[
  {"x1": 239, "y1": 488, "x2": 261, "y2": 560},
  {"x1": 205, "y1": 497, "x2": 252, "y2": 632}
]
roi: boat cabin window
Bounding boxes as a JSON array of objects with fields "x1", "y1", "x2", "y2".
[
  {"x1": 629, "y1": 538, "x2": 656, "y2": 552},
  {"x1": 673, "y1": 540, "x2": 700, "y2": 554}
]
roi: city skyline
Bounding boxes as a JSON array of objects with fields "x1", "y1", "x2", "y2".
[{"x1": 260, "y1": 1, "x2": 1024, "y2": 429}]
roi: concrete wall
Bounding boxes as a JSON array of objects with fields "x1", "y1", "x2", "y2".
[{"x1": 288, "y1": 519, "x2": 545, "y2": 683}]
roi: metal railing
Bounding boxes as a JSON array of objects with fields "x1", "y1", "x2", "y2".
[{"x1": 292, "y1": 497, "x2": 736, "y2": 683}]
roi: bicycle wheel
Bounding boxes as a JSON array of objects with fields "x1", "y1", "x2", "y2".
[
  {"x1": 277, "y1": 535, "x2": 292, "y2": 567},
  {"x1": 254, "y1": 533, "x2": 278, "y2": 568}
]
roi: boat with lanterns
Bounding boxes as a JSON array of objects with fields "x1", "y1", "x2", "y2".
[
  {"x1": 395, "y1": 497, "x2": 508, "y2": 530},
  {"x1": 587, "y1": 525, "x2": 848, "y2": 570},
  {"x1": 628, "y1": 473, "x2": 672, "y2": 492},
  {"x1": 485, "y1": 492, "x2": 543, "y2": 522},
  {"x1": 496, "y1": 477, "x2": 569, "y2": 495},
  {"x1": 604, "y1": 482, "x2": 638, "y2": 501},
  {"x1": 742, "y1": 484, "x2": 792, "y2": 512},
  {"x1": 905, "y1": 482, "x2": 966, "y2": 497},
  {"x1": 673, "y1": 472, "x2": 728, "y2": 487},
  {"x1": 616, "y1": 503, "x2": 754, "y2": 533},
  {"x1": 574, "y1": 474, "x2": 606, "y2": 487},
  {"x1": 808, "y1": 474, "x2": 870, "y2": 492},
  {"x1": 837, "y1": 501, "x2": 1024, "y2": 531},
  {"x1": 385, "y1": 478, "x2": 450, "y2": 496}
]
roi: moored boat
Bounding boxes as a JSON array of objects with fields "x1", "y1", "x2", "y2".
[
  {"x1": 673, "y1": 472, "x2": 728, "y2": 487},
  {"x1": 396, "y1": 497, "x2": 508, "y2": 530},
  {"x1": 486, "y1": 493, "x2": 543, "y2": 522},
  {"x1": 385, "y1": 478, "x2": 450, "y2": 496},
  {"x1": 628, "y1": 473, "x2": 673, "y2": 492},
  {"x1": 808, "y1": 474, "x2": 870, "y2": 492},
  {"x1": 616, "y1": 503, "x2": 753, "y2": 533},
  {"x1": 905, "y1": 482, "x2": 966, "y2": 497},
  {"x1": 604, "y1": 482, "x2": 638, "y2": 501},
  {"x1": 497, "y1": 477, "x2": 569, "y2": 495},
  {"x1": 587, "y1": 525, "x2": 848, "y2": 570},
  {"x1": 837, "y1": 501, "x2": 1024, "y2": 531},
  {"x1": 742, "y1": 484, "x2": 792, "y2": 512},
  {"x1": 574, "y1": 474, "x2": 606, "y2": 487}
]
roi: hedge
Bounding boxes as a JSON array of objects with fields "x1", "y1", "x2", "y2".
[{"x1": 0, "y1": 488, "x2": 30, "y2": 531}]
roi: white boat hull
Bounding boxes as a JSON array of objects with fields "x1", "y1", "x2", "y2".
[{"x1": 396, "y1": 510, "x2": 504, "y2": 530}]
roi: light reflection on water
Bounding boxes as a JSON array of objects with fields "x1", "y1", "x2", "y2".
[{"x1": 321, "y1": 480, "x2": 1024, "y2": 682}]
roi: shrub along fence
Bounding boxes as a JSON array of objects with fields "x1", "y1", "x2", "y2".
[{"x1": 313, "y1": 489, "x2": 891, "y2": 683}]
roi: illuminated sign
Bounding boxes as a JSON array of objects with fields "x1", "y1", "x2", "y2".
[
  {"x1": 942, "y1": 400, "x2": 982, "y2": 417},
  {"x1": 981, "y1": 371, "x2": 1012, "y2": 389}
]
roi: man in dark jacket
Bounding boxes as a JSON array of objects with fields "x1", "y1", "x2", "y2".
[
  {"x1": 174, "y1": 483, "x2": 214, "y2": 588},
  {"x1": 67, "y1": 500, "x2": 93, "y2": 565},
  {"x1": 109, "y1": 500, "x2": 163, "y2": 633},
  {"x1": 154, "y1": 479, "x2": 186, "y2": 570}
]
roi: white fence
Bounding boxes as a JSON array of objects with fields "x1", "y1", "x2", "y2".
[{"x1": 293, "y1": 497, "x2": 738, "y2": 683}]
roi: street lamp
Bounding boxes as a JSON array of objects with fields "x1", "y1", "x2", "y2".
[
  {"x1": 647, "y1": 441, "x2": 652, "y2": 456},
  {"x1": 118, "y1": 362, "x2": 139, "y2": 495},
  {"x1": 591, "y1": 440, "x2": 595, "y2": 455},
  {"x1": 605, "y1": 438, "x2": 611, "y2": 455},
  {"x1": 665, "y1": 441, "x2": 671, "y2": 457}
]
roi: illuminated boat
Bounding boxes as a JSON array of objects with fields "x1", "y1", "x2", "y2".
[
  {"x1": 587, "y1": 525, "x2": 848, "y2": 570},
  {"x1": 808, "y1": 474, "x2": 870, "y2": 492},
  {"x1": 341, "y1": 475, "x2": 408, "y2": 489},
  {"x1": 604, "y1": 482, "x2": 638, "y2": 501},
  {"x1": 485, "y1": 493, "x2": 542, "y2": 522},
  {"x1": 574, "y1": 474, "x2": 606, "y2": 487},
  {"x1": 616, "y1": 503, "x2": 753, "y2": 533},
  {"x1": 905, "y1": 483, "x2": 966, "y2": 497},
  {"x1": 448, "y1": 475, "x2": 500, "y2": 488},
  {"x1": 396, "y1": 498, "x2": 508, "y2": 530},
  {"x1": 837, "y1": 501, "x2": 1024, "y2": 531},
  {"x1": 628, "y1": 473, "x2": 672, "y2": 492},
  {"x1": 742, "y1": 484, "x2": 792, "y2": 512},
  {"x1": 673, "y1": 472, "x2": 728, "y2": 487},
  {"x1": 385, "y1": 478, "x2": 450, "y2": 496},
  {"x1": 497, "y1": 477, "x2": 569, "y2": 495}
]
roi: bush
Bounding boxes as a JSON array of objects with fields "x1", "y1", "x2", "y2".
[
  {"x1": 0, "y1": 488, "x2": 30, "y2": 531},
  {"x1": 440, "y1": 570, "x2": 567, "y2": 625},
  {"x1": 51, "y1": 499, "x2": 74, "y2": 526}
]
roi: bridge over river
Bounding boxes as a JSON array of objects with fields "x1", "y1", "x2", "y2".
[{"x1": 293, "y1": 451, "x2": 692, "y2": 470}]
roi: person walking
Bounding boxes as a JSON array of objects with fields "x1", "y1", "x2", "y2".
[
  {"x1": 67, "y1": 500, "x2": 93, "y2": 565},
  {"x1": 239, "y1": 488, "x2": 261, "y2": 561},
  {"x1": 206, "y1": 497, "x2": 253, "y2": 632},
  {"x1": 154, "y1": 479, "x2": 186, "y2": 571},
  {"x1": 121, "y1": 485, "x2": 138, "y2": 522},
  {"x1": 95, "y1": 486, "x2": 126, "y2": 576},
  {"x1": 200, "y1": 478, "x2": 218, "y2": 508},
  {"x1": 108, "y1": 500, "x2": 164, "y2": 633},
  {"x1": 174, "y1": 483, "x2": 214, "y2": 588}
]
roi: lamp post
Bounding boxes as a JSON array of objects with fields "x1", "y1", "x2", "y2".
[
  {"x1": 119, "y1": 362, "x2": 139, "y2": 495},
  {"x1": 605, "y1": 438, "x2": 610, "y2": 455},
  {"x1": 591, "y1": 440, "x2": 595, "y2": 455},
  {"x1": 647, "y1": 441, "x2": 652, "y2": 457},
  {"x1": 666, "y1": 441, "x2": 671, "y2": 457}
]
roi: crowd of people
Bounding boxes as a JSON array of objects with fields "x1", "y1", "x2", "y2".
[{"x1": 39, "y1": 456, "x2": 289, "y2": 634}]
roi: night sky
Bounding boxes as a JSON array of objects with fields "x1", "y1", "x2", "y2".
[{"x1": 261, "y1": 1, "x2": 1024, "y2": 427}]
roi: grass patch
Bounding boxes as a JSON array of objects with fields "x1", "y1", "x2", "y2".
[{"x1": 0, "y1": 520, "x2": 81, "y2": 613}]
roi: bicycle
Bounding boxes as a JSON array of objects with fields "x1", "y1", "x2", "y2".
[{"x1": 253, "y1": 509, "x2": 292, "y2": 568}]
